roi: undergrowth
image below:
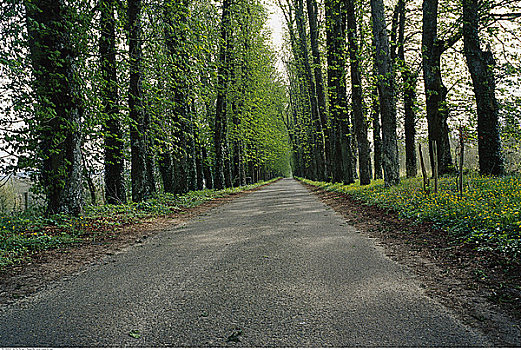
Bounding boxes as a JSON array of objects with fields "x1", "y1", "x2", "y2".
[
  {"x1": 299, "y1": 175, "x2": 521, "y2": 264},
  {"x1": 0, "y1": 179, "x2": 277, "y2": 269}
]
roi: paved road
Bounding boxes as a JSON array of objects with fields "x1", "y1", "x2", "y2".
[{"x1": 0, "y1": 178, "x2": 490, "y2": 347}]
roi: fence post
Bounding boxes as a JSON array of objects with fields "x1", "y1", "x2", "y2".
[{"x1": 24, "y1": 192, "x2": 29, "y2": 211}]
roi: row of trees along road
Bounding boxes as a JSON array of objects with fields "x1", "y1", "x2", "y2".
[
  {"x1": 1, "y1": 0, "x2": 521, "y2": 215},
  {"x1": 0, "y1": 0, "x2": 291, "y2": 215},
  {"x1": 280, "y1": 0, "x2": 521, "y2": 187}
]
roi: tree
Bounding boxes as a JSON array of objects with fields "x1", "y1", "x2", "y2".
[
  {"x1": 163, "y1": 0, "x2": 198, "y2": 194},
  {"x1": 392, "y1": 0, "x2": 417, "y2": 178},
  {"x1": 100, "y1": 0, "x2": 126, "y2": 204},
  {"x1": 295, "y1": 0, "x2": 326, "y2": 180},
  {"x1": 128, "y1": 0, "x2": 149, "y2": 201},
  {"x1": 214, "y1": 0, "x2": 233, "y2": 190},
  {"x1": 462, "y1": 0, "x2": 504, "y2": 176},
  {"x1": 346, "y1": 0, "x2": 371, "y2": 185},
  {"x1": 306, "y1": 0, "x2": 330, "y2": 178},
  {"x1": 25, "y1": 0, "x2": 84, "y2": 214},
  {"x1": 422, "y1": 0, "x2": 460, "y2": 175},
  {"x1": 370, "y1": 0, "x2": 400, "y2": 186},
  {"x1": 325, "y1": 0, "x2": 354, "y2": 184}
]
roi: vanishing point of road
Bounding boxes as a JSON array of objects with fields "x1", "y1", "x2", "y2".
[{"x1": 0, "y1": 178, "x2": 491, "y2": 347}]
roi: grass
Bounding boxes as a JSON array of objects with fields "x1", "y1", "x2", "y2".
[
  {"x1": 0, "y1": 179, "x2": 278, "y2": 269},
  {"x1": 299, "y1": 175, "x2": 521, "y2": 263}
]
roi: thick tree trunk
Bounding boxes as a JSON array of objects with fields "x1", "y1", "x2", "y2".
[
  {"x1": 128, "y1": 0, "x2": 148, "y2": 202},
  {"x1": 371, "y1": 85, "x2": 383, "y2": 179},
  {"x1": 325, "y1": 0, "x2": 354, "y2": 184},
  {"x1": 462, "y1": 0, "x2": 504, "y2": 176},
  {"x1": 346, "y1": 0, "x2": 371, "y2": 185},
  {"x1": 370, "y1": 0, "x2": 400, "y2": 187},
  {"x1": 202, "y1": 147, "x2": 214, "y2": 189},
  {"x1": 404, "y1": 68, "x2": 418, "y2": 178},
  {"x1": 159, "y1": 152, "x2": 174, "y2": 193},
  {"x1": 100, "y1": 0, "x2": 126, "y2": 204},
  {"x1": 422, "y1": 0, "x2": 454, "y2": 175},
  {"x1": 26, "y1": 0, "x2": 84, "y2": 215}
]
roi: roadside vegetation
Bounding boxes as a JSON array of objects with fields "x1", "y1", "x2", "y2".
[
  {"x1": 0, "y1": 180, "x2": 276, "y2": 269},
  {"x1": 299, "y1": 175, "x2": 521, "y2": 266}
]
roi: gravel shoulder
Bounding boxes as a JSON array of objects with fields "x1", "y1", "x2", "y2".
[{"x1": 0, "y1": 178, "x2": 511, "y2": 346}]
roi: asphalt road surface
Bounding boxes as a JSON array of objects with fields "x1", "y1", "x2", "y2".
[{"x1": 0, "y1": 178, "x2": 491, "y2": 347}]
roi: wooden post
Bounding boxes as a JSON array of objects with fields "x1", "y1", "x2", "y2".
[
  {"x1": 432, "y1": 140, "x2": 438, "y2": 194},
  {"x1": 419, "y1": 144, "x2": 430, "y2": 195},
  {"x1": 24, "y1": 192, "x2": 29, "y2": 211},
  {"x1": 458, "y1": 126, "x2": 465, "y2": 197}
]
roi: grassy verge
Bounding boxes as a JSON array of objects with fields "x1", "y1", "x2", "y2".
[
  {"x1": 0, "y1": 179, "x2": 278, "y2": 269},
  {"x1": 299, "y1": 175, "x2": 521, "y2": 265}
]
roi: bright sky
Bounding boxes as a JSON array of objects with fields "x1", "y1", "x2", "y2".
[{"x1": 264, "y1": 0, "x2": 286, "y2": 74}]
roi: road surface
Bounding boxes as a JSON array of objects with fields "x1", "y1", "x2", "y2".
[{"x1": 0, "y1": 178, "x2": 490, "y2": 346}]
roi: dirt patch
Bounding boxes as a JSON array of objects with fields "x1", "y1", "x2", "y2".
[
  {"x1": 0, "y1": 183, "x2": 273, "y2": 306},
  {"x1": 302, "y1": 181, "x2": 521, "y2": 347}
]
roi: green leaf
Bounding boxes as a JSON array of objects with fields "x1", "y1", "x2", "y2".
[{"x1": 129, "y1": 329, "x2": 141, "y2": 339}]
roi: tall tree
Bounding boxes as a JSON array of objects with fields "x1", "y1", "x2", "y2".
[
  {"x1": 392, "y1": 0, "x2": 417, "y2": 178},
  {"x1": 326, "y1": 0, "x2": 354, "y2": 184},
  {"x1": 462, "y1": 0, "x2": 504, "y2": 176},
  {"x1": 371, "y1": 84, "x2": 383, "y2": 179},
  {"x1": 370, "y1": 0, "x2": 400, "y2": 186},
  {"x1": 214, "y1": 0, "x2": 232, "y2": 189},
  {"x1": 128, "y1": 0, "x2": 148, "y2": 201},
  {"x1": 100, "y1": 0, "x2": 126, "y2": 204},
  {"x1": 422, "y1": 0, "x2": 459, "y2": 175},
  {"x1": 25, "y1": 0, "x2": 84, "y2": 214},
  {"x1": 305, "y1": 0, "x2": 330, "y2": 178},
  {"x1": 295, "y1": 0, "x2": 326, "y2": 180},
  {"x1": 163, "y1": 0, "x2": 198, "y2": 194},
  {"x1": 346, "y1": 0, "x2": 371, "y2": 185}
]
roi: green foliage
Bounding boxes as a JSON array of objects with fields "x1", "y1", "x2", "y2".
[
  {"x1": 300, "y1": 175, "x2": 521, "y2": 262},
  {"x1": 0, "y1": 179, "x2": 277, "y2": 269}
]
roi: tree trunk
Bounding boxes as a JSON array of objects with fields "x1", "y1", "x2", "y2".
[
  {"x1": 128, "y1": 0, "x2": 148, "y2": 202},
  {"x1": 25, "y1": 0, "x2": 84, "y2": 215},
  {"x1": 295, "y1": 0, "x2": 326, "y2": 180},
  {"x1": 202, "y1": 147, "x2": 214, "y2": 189},
  {"x1": 187, "y1": 105, "x2": 198, "y2": 190},
  {"x1": 396, "y1": 0, "x2": 417, "y2": 178},
  {"x1": 325, "y1": 0, "x2": 354, "y2": 184},
  {"x1": 144, "y1": 108, "x2": 156, "y2": 196},
  {"x1": 404, "y1": 68, "x2": 418, "y2": 178},
  {"x1": 163, "y1": 0, "x2": 192, "y2": 194},
  {"x1": 159, "y1": 152, "x2": 174, "y2": 193},
  {"x1": 370, "y1": 0, "x2": 400, "y2": 186},
  {"x1": 346, "y1": 0, "x2": 371, "y2": 185},
  {"x1": 193, "y1": 126, "x2": 204, "y2": 190},
  {"x1": 100, "y1": 0, "x2": 126, "y2": 204},
  {"x1": 305, "y1": 0, "x2": 330, "y2": 178},
  {"x1": 214, "y1": 0, "x2": 232, "y2": 189},
  {"x1": 371, "y1": 85, "x2": 383, "y2": 179},
  {"x1": 462, "y1": 0, "x2": 504, "y2": 176},
  {"x1": 422, "y1": 0, "x2": 454, "y2": 175}
]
